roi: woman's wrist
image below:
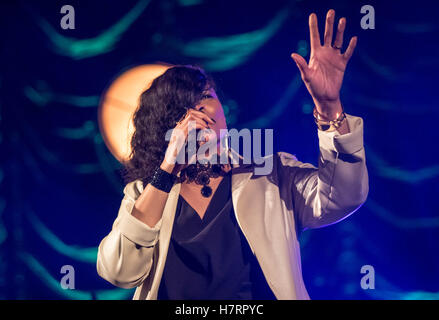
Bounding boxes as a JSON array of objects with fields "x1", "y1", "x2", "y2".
[
  {"x1": 313, "y1": 97, "x2": 343, "y2": 120},
  {"x1": 160, "y1": 161, "x2": 175, "y2": 174},
  {"x1": 150, "y1": 166, "x2": 177, "y2": 193},
  {"x1": 313, "y1": 102, "x2": 347, "y2": 133}
]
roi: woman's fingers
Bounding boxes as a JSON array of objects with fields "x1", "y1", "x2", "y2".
[
  {"x1": 180, "y1": 117, "x2": 209, "y2": 135},
  {"x1": 181, "y1": 113, "x2": 210, "y2": 140},
  {"x1": 183, "y1": 111, "x2": 211, "y2": 127},
  {"x1": 167, "y1": 109, "x2": 215, "y2": 167},
  {"x1": 309, "y1": 13, "x2": 321, "y2": 50},
  {"x1": 333, "y1": 17, "x2": 346, "y2": 49},
  {"x1": 167, "y1": 120, "x2": 208, "y2": 161},
  {"x1": 172, "y1": 114, "x2": 208, "y2": 144},
  {"x1": 188, "y1": 108, "x2": 215, "y2": 125},
  {"x1": 343, "y1": 36, "x2": 358, "y2": 61},
  {"x1": 323, "y1": 9, "x2": 335, "y2": 46},
  {"x1": 175, "y1": 108, "x2": 215, "y2": 129}
]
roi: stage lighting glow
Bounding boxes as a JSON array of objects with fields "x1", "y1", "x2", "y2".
[{"x1": 98, "y1": 63, "x2": 171, "y2": 163}]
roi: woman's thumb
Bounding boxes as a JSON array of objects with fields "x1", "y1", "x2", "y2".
[{"x1": 291, "y1": 53, "x2": 309, "y2": 81}]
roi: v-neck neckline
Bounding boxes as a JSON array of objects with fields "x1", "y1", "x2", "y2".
[{"x1": 179, "y1": 172, "x2": 231, "y2": 222}]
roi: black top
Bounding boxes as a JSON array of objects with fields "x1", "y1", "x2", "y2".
[{"x1": 157, "y1": 171, "x2": 277, "y2": 300}]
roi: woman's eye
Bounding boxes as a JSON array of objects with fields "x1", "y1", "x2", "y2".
[{"x1": 202, "y1": 94, "x2": 212, "y2": 99}]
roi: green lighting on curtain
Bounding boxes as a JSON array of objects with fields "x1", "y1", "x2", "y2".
[
  {"x1": 24, "y1": 85, "x2": 99, "y2": 108},
  {"x1": 36, "y1": 0, "x2": 151, "y2": 59},
  {"x1": 19, "y1": 252, "x2": 134, "y2": 300},
  {"x1": 183, "y1": 8, "x2": 290, "y2": 71},
  {"x1": 27, "y1": 210, "x2": 98, "y2": 264}
]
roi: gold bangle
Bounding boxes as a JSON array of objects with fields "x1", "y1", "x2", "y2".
[{"x1": 313, "y1": 107, "x2": 346, "y2": 132}]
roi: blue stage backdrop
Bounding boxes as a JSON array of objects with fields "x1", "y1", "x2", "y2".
[{"x1": 1, "y1": 0, "x2": 438, "y2": 299}]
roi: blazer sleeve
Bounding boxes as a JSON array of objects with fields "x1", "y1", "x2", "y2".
[
  {"x1": 96, "y1": 180, "x2": 163, "y2": 289},
  {"x1": 279, "y1": 113, "x2": 369, "y2": 231}
]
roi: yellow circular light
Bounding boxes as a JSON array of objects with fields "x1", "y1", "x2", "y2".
[{"x1": 98, "y1": 63, "x2": 172, "y2": 163}]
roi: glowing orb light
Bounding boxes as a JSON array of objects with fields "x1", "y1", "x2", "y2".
[{"x1": 98, "y1": 63, "x2": 171, "y2": 163}]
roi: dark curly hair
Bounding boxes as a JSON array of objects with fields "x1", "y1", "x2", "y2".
[{"x1": 121, "y1": 64, "x2": 217, "y2": 187}]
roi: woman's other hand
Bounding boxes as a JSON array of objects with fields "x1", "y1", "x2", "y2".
[
  {"x1": 161, "y1": 108, "x2": 215, "y2": 174},
  {"x1": 291, "y1": 9, "x2": 357, "y2": 120}
]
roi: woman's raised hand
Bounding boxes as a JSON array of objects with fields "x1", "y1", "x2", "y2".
[{"x1": 291, "y1": 9, "x2": 357, "y2": 119}]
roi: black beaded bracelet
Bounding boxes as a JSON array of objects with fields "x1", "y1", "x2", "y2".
[{"x1": 149, "y1": 167, "x2": 177, "y2": 193}]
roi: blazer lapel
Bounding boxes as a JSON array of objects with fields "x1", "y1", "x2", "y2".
[{"x1": 149, "y1": 181, "x2": 180, "y2": 299}]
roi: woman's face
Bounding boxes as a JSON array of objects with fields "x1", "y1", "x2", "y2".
[{"x1": 194, "y1": 86, "x2": 228, "y2": 148}]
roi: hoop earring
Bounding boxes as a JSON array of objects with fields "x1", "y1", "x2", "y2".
[
  {"x1": 220, "y1": 132, "x2": 231, "y2": 165},
  {"x1": 224, "y1": 132, "x2": 230, "y2": 153}
]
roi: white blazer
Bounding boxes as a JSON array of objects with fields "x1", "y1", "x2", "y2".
[{"x1": 97, "y1": 113, "x2": 368, "y2": 300}]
